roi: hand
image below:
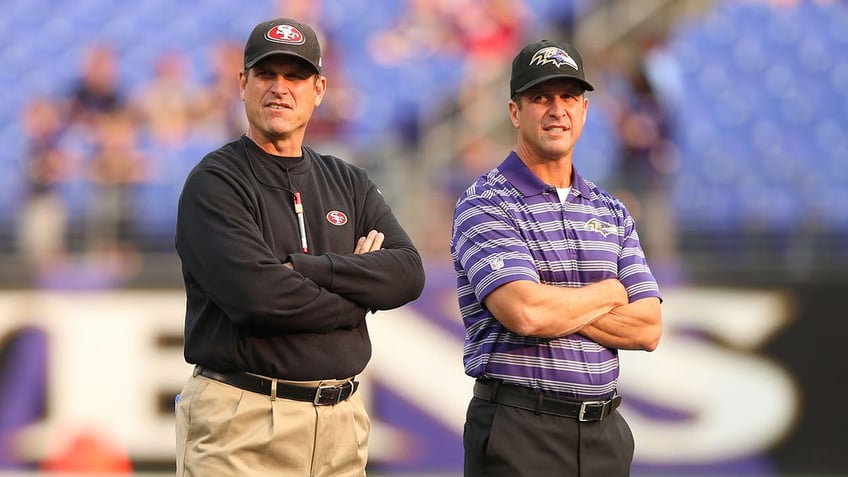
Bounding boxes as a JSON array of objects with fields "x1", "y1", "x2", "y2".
[{"x1": 354, "y1": 230, "x2": 384, "y2": 254}]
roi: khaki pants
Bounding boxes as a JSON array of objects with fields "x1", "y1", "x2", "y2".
[{"x1": 176, "y1": 373, "x2": 369, "y2": 477}]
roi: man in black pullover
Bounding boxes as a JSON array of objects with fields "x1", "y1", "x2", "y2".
[{"x1": 174, "y1": 18, "x2": 425, "y2": 477}]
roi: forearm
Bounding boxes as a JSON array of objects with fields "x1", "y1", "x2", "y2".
[
  {"x1": 183, "y1": 247, "x2": 368, "y2": 332},
  {"x1": 288, "y1": 208, "x2": 425, "y2": 310},
  {"x1": 578, "y1": 297, "x2": 662, "y2": 351},
  {"x1": 306, "y1": 246, "x2": 424, "y2": 310},
  {"x1": 484, "y1": 278, "x2": 628, "y2": 338}
]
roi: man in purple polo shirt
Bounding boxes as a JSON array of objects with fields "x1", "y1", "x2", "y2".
[{"x1": 450, "y1": 39, "x2": 663, "y2": 476}]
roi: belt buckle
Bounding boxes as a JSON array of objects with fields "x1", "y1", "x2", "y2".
[
  {"x1": 578, "y1": 400, "x2": 605, "y2": 422},
  {"x1": 313, "y1": 382, "x2": 347, "y2": 406}
]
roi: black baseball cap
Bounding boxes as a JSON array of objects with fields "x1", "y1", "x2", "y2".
[
  {"x1": 244, "y1": 18, "x2": 322, "y2": 73},
  {"x1": 509, "y1": 40, "x2": 594, "y2": 97}
]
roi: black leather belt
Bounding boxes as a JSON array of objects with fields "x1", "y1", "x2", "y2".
[
  {"x1": 196, "y1": 366, "x2": 358, "y2": 406},
  {"x1": 474, "y1": 379, "x2": 620, "y2": 422}
]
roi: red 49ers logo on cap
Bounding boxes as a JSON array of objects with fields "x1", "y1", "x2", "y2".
[
  {"x1": 326, "y1": 210, "x2": 348, "y2": 226},
  {"x1": 266, "y1": 24, "x2": 306, "y2": 45}
]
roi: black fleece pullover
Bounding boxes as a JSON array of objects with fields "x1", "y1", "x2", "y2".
[{"x1": 175, "y1": 136, "x2": 425, "y2": 380}]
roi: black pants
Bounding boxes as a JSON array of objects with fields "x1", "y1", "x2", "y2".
[{"x1": 463, "y1": 396, "x2": 635, "y2": 477}]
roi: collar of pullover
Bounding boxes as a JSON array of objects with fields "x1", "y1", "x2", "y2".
[{"x1": 242, "y1": 135, "x2": 313, "y2": 189}]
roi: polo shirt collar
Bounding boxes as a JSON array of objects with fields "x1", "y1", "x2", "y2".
[{"x1": 499, "y1": 151, "x2": 592, "y2": 198}]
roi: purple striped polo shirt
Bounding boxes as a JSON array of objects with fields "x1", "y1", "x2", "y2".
[{"x1": 450, "y1": 151, "x2": 662, "y2": 399}]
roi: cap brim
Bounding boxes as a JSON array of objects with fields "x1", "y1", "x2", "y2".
[
  {"x1": 244, "y1": 51, "x2": 320, "y2": 73},
  {"x1": 514, "y1": 74, "x2": 595, "y2": 95}
]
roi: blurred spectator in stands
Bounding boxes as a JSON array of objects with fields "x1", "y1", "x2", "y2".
[
  {"x1": 131, "y1": 49, "x2": 203, "y2": 195},
  {"x1": 452, "y1": 0, "x2": 527, "y2": 137},
  {"x1": 615, "y1": 65, "x2": 671, "y2": 193},
  {"x1": 641, "y1": 35, "x2": 684, "y2": 117},
  {"x1": 453, "y1": 0, "x2": 526, "y2": 67},
  {"x1": 83, "y1": 110, "x2": 148, "y2": 279},
  {"x1": 66, "y1": 44, "x2": 125, "y2": 128},
  {"x1": 60, "y1": 44, "x2": 130, "y2": 197},
  {"x1": 191, "y1": 40, "x2": 247, "y2": 140},
  {"x1": 365, "y1": 0, "x2": 464, "y2": 151},
  {"x1": 609, "y1": 45, "x2": 682, "y2": 283},
  {"x1": 132, "y1": 50, "x2": 195, "y2": 149},
  {"x1": 428, "y1": 135, "x2": 499, "y2": 255},
  {"x1": 16, "y1": 97, "x2": 76, "y2": 280},
  {"x1": 274, "y1": 0, "x2": 322, "y2": 26},
  {"x1": 367, "y1": 0, "x2": 460, "y2": 66}
]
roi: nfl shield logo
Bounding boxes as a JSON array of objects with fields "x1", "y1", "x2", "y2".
[{"x1": 488, "y1": 256, "x2": 504, "y2": 271}]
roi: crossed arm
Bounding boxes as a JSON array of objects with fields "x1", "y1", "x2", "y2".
[
  {"x1": 285, "y1": 230, "x2": 385, "y2": 270},
  {"x1": 483, "y1": 279, "x2": 661, "y2": 351}
]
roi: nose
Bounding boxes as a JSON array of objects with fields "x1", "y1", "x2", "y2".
[
  {"x1": 549, "y1": 98, "x2": 569, "y2": 117},
  {"x1": 269, "y1": 74, "x2": 290, "y2": 94}
]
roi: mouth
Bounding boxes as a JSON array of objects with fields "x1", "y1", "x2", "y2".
[
  {"x1": 265, "y1": 101, "x2": 292, "y2": 111},
  {"x1": 544, "y1": 125, "x2": 569, "y2": 133}
]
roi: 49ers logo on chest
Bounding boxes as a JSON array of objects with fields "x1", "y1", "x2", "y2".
[{"x1": 326, "y1": 210, "x2": 348, "y2": 226}]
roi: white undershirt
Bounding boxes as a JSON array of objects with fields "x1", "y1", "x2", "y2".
[{"x1": 556, "y1": 187, "x2": 572, "y2": 204}]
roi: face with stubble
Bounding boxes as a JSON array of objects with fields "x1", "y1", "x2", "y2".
[
  {"x1": 240, "y1": 56, "x2": 325, "y2": 150},
  {"x1": 509, "y1": 78, "x2": 588, "y2": 164}
]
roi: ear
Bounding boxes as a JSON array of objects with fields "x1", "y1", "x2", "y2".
[
  {"x1": 582, "y1": 97, "x2": 589, "y2": 126},
  {"x1": 239, "y1": 70, "x2": 247, "y2": 101},
  {"x1": 313, "y1": 75, "x2": 327, "y2": 107},
  {"x1": 508, "y1": 99, "x2": 520, "y2": 129}
]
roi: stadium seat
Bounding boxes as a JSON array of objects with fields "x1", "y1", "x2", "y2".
[{"x1": 666, "y1": 0, "x2": 848, "y2": 232}]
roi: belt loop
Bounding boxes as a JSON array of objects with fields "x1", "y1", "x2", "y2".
[
  {"x1": 534, "y1": 393, "x2": 543, "y2": 415},
  {"x1": 491, "y1": 380, "x2": 502, "y2": 401},
  {"x1": 270, "y1": 378, "x2": 277, "y2": 402}
]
